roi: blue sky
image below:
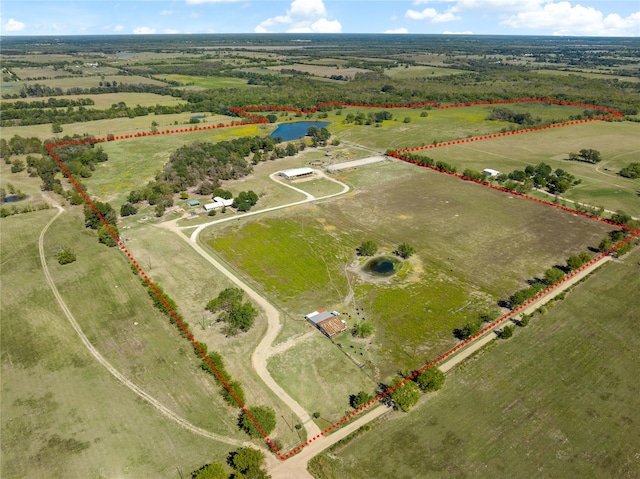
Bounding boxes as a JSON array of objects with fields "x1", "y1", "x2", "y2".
[{"x1": 1, "y1": 0, "x2": 639, "y2": 36}]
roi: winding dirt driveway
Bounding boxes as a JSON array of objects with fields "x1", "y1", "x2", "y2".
[
  {"x1": 158, "y1": 170, "x2": 350, "y2": 444},
  {"x1": 39, "y1": 200, "x2": 246, "y2": 448}
]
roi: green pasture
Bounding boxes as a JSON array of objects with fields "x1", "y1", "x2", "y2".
[
  {"x1": 419, "y1": 121, "x2": 640, "y2": 215},
  {"x1": 533, "y1": 68, "x2": 640, "y2": 83},
  {"x1": 159, "y1": 74, "x2": 251, "y2": 89},
  {"x1": 287, "y1": 177, "x2": 345, "y2": 198},
  {"x1": 206, "y1": 160, "x2": 614, "y2": 380},
  {"x1": 123, "y1": 224, "x2": 306, "y2": 449},
  {"x1": 267, "y1": 333, "x2": 378, "y2": 425},
  {"x1": 384, "y1": 65, "x2": 468, "y2": 78},
  {"x1": 2, "y1": 92, "x2": 186, "y2": 109},
  {"x1": 1, "y1": 74, "x2": 168, "y2": 95},
  {"x1": 310, "y1": 248, "x2": 640, "y2": 479},
  {"x1": 0, "y1": 210, "x2": 235, "y2": 479}
]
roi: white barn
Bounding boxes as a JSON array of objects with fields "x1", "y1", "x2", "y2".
[
  {"x1": 280, "y1": 167, "x2": 314, "y2": 180},
  {"x1": 203, "y1": 197, "x2": 234, "y2": 211}
]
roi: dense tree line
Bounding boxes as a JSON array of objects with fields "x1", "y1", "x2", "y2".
[{"x1": 619, "y1": 163, "x2": 640, "y2": 179}]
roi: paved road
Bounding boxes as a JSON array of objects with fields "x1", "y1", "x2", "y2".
[{"x1": 38, "y1": 200, "x2": 246, "y2": 447}]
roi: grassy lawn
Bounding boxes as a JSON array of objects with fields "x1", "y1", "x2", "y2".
[
  {"x1": 533, "y1": 69, "x2": 640, "y2": 83},
  {"x1": 206, "y1": 160, "x2": 614, "y2": 383},
  {"x1": 309, "y1": 248, "x2": 640, "y2": 479},
  {"x1": 158, "y1": 74, "x2": 251, "y2": 89},
  {"x1": 1, "y1": 159, "x2": 50, "y2": 208},
  {"x1": 286, "y1": 177, "x2": 346, "y2": 197},
  {"x1": 0, "y1": 210, "x2": 235, "y2": 479},
  {"x1": 267, "y1": 333, "x2": 378, "y2": 425},
  {"x1": 267, "y1": 64, "x2": 371, "y2": 79},
  {"x1": 418, "y1": 121, "x2": 640, "y2": 215}
]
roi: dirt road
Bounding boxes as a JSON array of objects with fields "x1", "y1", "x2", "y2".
[{"x1": 39, "y1": 202, "x2": 246, "y2": 448}]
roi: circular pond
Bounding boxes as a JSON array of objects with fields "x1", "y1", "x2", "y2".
[{"x1": 364, "y1": 256, "x2": 402, "y2": 276}]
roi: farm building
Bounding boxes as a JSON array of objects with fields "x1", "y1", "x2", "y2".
[
  {"x1": 187, "y1": 200, "x2": 201, "y2": 207},
  {"x1": 482, "y1": 168, "x2": 500, "y2": 177},
  {"x1": 203, "y1": 197, "x2": 234, "y2": 211},
  {"x1": 280, "y1": 167, "x2": 314, "y2": 180},
  {"x1": 306, "y1": 309, "x2": 347, "y2": 338}
]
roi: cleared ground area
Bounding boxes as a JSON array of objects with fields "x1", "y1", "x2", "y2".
[{"x1": 309, "y1": 248, "x2": 640, "y2": 479}]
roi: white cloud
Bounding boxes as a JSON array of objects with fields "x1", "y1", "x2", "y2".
[
  {"x1": 384, "y1": 27, "x2": 409, "y2": 34},
  {"x1": 185, "y1": 0, "x2": 242, "y2": 4},
  {"x1": 443, "y1": 30, "x2": 473, "y2": 34},
  {"x1": 160, "y1": 9, "x2": 174, "y2": 15},
  {"x1": 406, "y1": 8, "x2": 460, "y2": 22},
  {"x1": 502, "y1": 2, "x2": 640, "y2": 36},
  {"x1": 3, "y1": 18, "x2": 26, "y2": 32},
  {"x1": 256, "y1": 0, "x2": 341, "y2": 33},
  {"x1": 114, "y1": 24, "x2": 124, "y2": 32},
  {"x1": 165, "y1": 28, "x2": 181, "y2": 34},
  {"x1": 133, "y1": 26, "x2": 157, "y2": 34}
]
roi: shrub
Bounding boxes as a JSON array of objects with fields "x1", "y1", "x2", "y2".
[
  {"x1": 416, "y1": 367, "x2": 446, "y2": 392},
  {"x1": 57, "y1": 247, "x2": 76, "y2": 265},
  {"x1": 501, "y1": 325, "x2": 514, "y2": 339},
  {"x1": 241, "y1": 406, "x2": 276, "y2": 438}
]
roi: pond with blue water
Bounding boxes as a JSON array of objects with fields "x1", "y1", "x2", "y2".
[
  {"x1": 270, "y1": 121, "x2": 330, "y2": 141},
  {"x1": 364, "y1": 256, "x2": 403, "y2": 276}
]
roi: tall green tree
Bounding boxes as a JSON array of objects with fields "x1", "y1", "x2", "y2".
[
  {"x1": 241, "y1": 406, "x2": 276, "y2": 438},
  {"x1": 358, "y1": 240, "x2": 377, "y2": 256},
  {"x1": 396, "y1": 243, "x2": 415, "y2": 259},
  {"x1": 416, "y1": 367, "x2": 446, "y2": 392},
  {"x1": 543, "y1": 267, "x2": 565, "y2": 286},
  {"x1": 388, "y1": 377, "x2": 421, "y2": 412}
]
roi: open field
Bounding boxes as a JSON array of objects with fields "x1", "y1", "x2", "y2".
[
  {"x1": 12, "y1": 66, "x2": 121, "y2": 80},
  {"x1": 1, "y1": 74, "x2": 168, "y2": 95},
  {"x1": 285, "y1": 176, "x2": 346, "y2": 198},
  {"x1": 267, "y1": 63, "x2": 371, "y2": 79},
  {"x1": 308, "y1": 103, "x2": 591, "y2": 152},
  {"x1": 384, "y1": 65, "x2": 468, "y2": 78},
  {"x1": 158, "y1": 74, "x2": 251, "y2": 89},
  {"x1": 2, "y1": 92, "x2": 186, "y2": 109},
  {"x1": 83, "y1": 122, "x2": 275, "y2": 206},
  {"x1": 533, "y1": 69, "x2": 640, "y2": 83},
  {"x1": 206, "y1": 160, "x2": 615, "y2": 382},
  {"x1": 267, "y1": 333, "x2": 377, "y2": 425},
  {"x1": 123, "y1": 223, "x2": 310, "y2": 449},
  {"x1": 2, "y1": 110, "x2": 238, "y2": 141},
  {"x1": 1, "y1": 159, "x2": 50, "y2": 208},
  {"x1": 309, "y1": 248, "x2": 640, "y2": 479},
  {"x1": 0, "y1": 210, "x2": 235, "y2": 479},
  {"x1": 418, "y1": 121, "x2": 640, "y2": 215}
]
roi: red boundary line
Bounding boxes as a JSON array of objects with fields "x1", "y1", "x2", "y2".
[{"x1": 44, "y1": 98, "x2": 638, "y2": 460}]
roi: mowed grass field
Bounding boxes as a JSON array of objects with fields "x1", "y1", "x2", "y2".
[
  {"x1": 0, "y1": 210, "x2": 236, "y2": 479},
  {"x1": 384, "y1": 65, "x2": 468, "y2": 78},
  {"x1": 206, "y1": 160, "x2": 615, "y2": 382},
  {"x1": 420, "y1": 121, "x2": 640, "y2": 215},
  {"x1": 0, "y1": 74, "x2": 168, "y2": 95},
  {"x1": 310, "y1": 248, "x2": 640, "y2": 479}
]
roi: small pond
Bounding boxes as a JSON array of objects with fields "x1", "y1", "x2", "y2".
[
  {"x1": 364, "y1": 256, "x2": 402, "y2": 276},
  {"x1": 270, "y1": 121, "x2": 330, "y2": 141},
  {"x1": 191, "y1": 115, "x2": 206, "y2": 119}
]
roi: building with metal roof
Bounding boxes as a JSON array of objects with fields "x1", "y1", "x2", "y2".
[
  {"x1": 305, "y1": 309, "x2": 347, "y2": 337},
  {"x1": 280, "y1": 167, "x2": 314, "y2": 180}
]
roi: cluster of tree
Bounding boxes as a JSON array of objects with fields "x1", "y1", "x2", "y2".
[
  {"x1": 495, "y1": 162, "x2": 580, "y2": 195},
  {"x1": 619, "y1": 162, "x2": 640, "y2": 179},
  {"x1": 357, "y1": 240, "x2": 377, "y2": 256},
  {"x1": 398, "y1": 153, "x2": 458, "y2": 174},
  {"x1": 200, "y1": 348, "x2": 246, "y2": 408},
  {"x1": 487, "y1": 107, "x2": 535, "y2": 126},
  {"x1": 240, "y1": 406, "x2": 277, "y2": 439},
  {"x1": 83, "y1": 201, "x2": 120, "y2": 247},
  {"x1": 57, "y1": 247, "x2": 77, "y2": 265},
  {"x1": 599, "y1": 229, "x2": 636, "y2": 257},
  {"x1": 395, "y1": 243, "x2": 415, "y2": 259},
  {"x1": 232, "y1": 190, "x2": 259, "y2": 212},
  {"x1": 343, "y1": 110, "x2": 393, "y2": 126},
  {"x1": 353, "y1": 321, "x2": 375, "y2": 338},
  {"x1": 507, "y1": 250, "x2": 592, "y2": 308},
  {"x1": 1, "y1": 134, "x2": 43, "y2": 158},
  {"x1": 0, "y1": 202, "x2": 51, "y2": 218},
  {"x1": 191, "y1": 448, "x2": 271, "y2": 479},
  {"x1": 306, "y1": 125, "x2": 331, "y2": 146},
  {"x1": 206, "y1": 287, "x2": 258, "y2": 335},
  {"x1": 567, "y1": 149, "x2": 602, "y2": 164},
  {"x1": 1, "y1": 183, "x2": 27, "y2": 201}
]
